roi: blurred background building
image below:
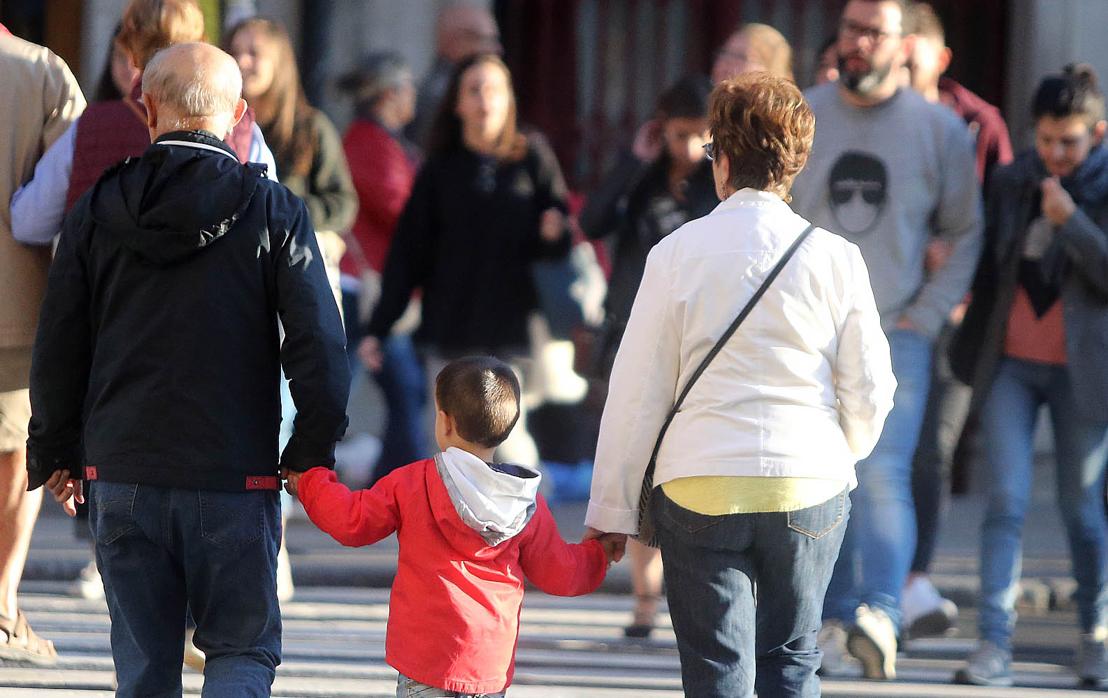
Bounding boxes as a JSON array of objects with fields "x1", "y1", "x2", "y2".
[{"x1": 0, "y1": 0, "x2": 1101, "y2": 189}]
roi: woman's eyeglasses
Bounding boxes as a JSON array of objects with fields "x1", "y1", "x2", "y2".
[{"x1": 702, "y1": 141, "x2": 718, "y2": 162}]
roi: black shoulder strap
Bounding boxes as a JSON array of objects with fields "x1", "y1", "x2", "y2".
[{"x1": 644, "y1": 222, "x2": 817, "y2": 470}]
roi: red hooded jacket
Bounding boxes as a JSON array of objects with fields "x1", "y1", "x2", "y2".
[{"x1": 297, "y1": 459, "x2": 607, "y2": 694}]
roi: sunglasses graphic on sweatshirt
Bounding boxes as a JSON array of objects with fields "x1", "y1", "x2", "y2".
[{"x1": 828, "y1": 151, "x2": 888, "y2": 236}]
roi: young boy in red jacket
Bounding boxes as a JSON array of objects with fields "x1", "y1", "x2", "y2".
[{"x1": 285, "y1": 356, "x2": 617, "y2": 696}]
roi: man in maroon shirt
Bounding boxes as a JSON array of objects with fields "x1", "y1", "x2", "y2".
[{"x1": 901, "y1": 0, "x2": 1015, "y2": 641}]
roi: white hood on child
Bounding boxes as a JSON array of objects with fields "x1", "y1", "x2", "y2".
[{"x1": 435, "y1": 447, "x2": 542, "y2": 546}]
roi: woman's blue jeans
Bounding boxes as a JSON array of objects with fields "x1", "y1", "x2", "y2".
[
  {"x1": 654, "y1": 486, "x2": 849, "y2": 698},
  {"x1": 823, "y1": 328, "x2": 933, "y2": 630},
  {"x1": 977, "y1": 357, "x2": 1108, "y2": 649}
]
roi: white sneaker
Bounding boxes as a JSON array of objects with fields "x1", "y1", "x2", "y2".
[
  {"x1": 1078, "y1": 628, "x2": 1108, "y2": 686},
  {"x1": 68, "y1": 560, "x2": 105, "y2": 601},
  {"x1": 817, "y1": 619, "x2": 855, "y2": 676},
  {"x1": 847, "y1": 604, "x2": 898, "y2": 680},
  {"x1": 901, "y1": 575, "x2": 957, "y2": 639}
]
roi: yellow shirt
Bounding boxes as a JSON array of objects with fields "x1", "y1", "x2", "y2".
[{"x1": 660, "y1": 476, "x2": 845, "y2": 515}]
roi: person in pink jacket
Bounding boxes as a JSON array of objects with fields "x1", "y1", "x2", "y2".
[{"x1": 286, "y1": 356, "x2": 616, "y2": 696}]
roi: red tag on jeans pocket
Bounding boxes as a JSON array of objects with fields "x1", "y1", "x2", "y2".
[{"x1": 85, "y1": 466, "x2": 98, "y2": 480}]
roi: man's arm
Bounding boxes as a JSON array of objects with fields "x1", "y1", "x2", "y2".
[
  {"x1": 273, "y1": 195, "x2": 351, "y2": 471},
  {"x1": 26, "y1": 208, "x2": 93, "y2": 490},
  {"x1": 901, "y1": 120, "x2": 984, "y2": 338}
]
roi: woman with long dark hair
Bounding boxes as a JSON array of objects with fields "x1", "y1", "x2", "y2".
[{"x1": 359, "y1": 53, "x2": 570, "y2": 471}]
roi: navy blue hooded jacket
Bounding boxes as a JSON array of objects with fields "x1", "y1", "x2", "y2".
[{"x1": 26, "y1": 130, "x2": 350, "y2": 491}]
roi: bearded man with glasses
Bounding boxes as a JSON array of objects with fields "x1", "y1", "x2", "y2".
[{"x1": 789, "y1": 0, "x2": 984, "y2": 681}]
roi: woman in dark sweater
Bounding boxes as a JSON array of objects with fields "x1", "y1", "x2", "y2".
[{"x1": 361, "y1": 53, "x2": 570, "y2": 470}]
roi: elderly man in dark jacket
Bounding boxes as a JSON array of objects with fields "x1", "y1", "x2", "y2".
[{"x1": 26, "y1": 42, "x2": 349, "y2": 697}]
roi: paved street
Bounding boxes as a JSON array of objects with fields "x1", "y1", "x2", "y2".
[
  {"x1": 2, "y1": 455, "x2": 1099, "y2": 696},
  {"x1": 0, "y1": 582, "x2": 1104, "y2": 697}
]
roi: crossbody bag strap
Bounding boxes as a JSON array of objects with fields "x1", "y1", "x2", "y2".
[{"x1": 643, "y1": 222, "x2": 817, "y2": 474}]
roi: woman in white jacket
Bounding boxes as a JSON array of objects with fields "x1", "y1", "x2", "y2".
[{"x1": 583, "y1": 73, "x2": 896, "y2": 697}]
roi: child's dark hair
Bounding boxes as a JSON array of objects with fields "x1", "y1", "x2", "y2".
[
  {"x1": 1032, "y1": 63, "x2": 1106, "y2": 127},
  {"x1": 656, "y1": 75, "x2": 713, "y2": 122},
  {"x1": 435, "y1": 357, "x2": 521, "y2": 449}
]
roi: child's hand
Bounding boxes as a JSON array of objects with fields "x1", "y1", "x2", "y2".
[
  {"x1": 584, "y1": 527, "x2": 627, "y2": 564},
  {"x1": 282, "y1": 469, "x2": 304, "y2": 497},
  {"x1": 598, "y1": 534, "x2": 627, "y2": 564}
]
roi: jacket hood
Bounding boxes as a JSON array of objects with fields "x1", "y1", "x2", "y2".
[
  {"x1": 432, "y1": 447, "x2": 541, "y2": 549},
  {"x1": 89, "y1": 131, "x2": 262, "y2": 266}
]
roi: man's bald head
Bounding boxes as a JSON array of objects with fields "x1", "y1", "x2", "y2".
[
  {"x1": 436, "y1": 2, "x2": 500, "y2": 63},
  {"x1": 142, "y1": 42, "x2": 246, "y2": 138}
]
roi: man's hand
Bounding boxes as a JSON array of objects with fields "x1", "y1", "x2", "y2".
[
  {"x1": 45, "y1": 469, "x2": 84, "y2": 517},
  {"x1": 358, "y1": 336, "x2": 384, "y2": 372},
  {"x1": 539, "y1": 208, "x2": 565, "y2": 243},
  {"x1": 281, "y1": 468, "x2": 303, "y2": 497},
  {"x1": 924, "y1": 239, "x2": 953, "y2": 274},
  {"x1": 583, "y1": 526, "x2": 627, "y2": 564},
  {"x1": 1042, "y1": 176, "x2": 1076, "y2": 227}
]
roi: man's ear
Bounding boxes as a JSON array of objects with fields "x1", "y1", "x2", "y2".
[
  {"x1": 231, "y1": 98, "x2": 248, "y2": 128},
  {"x1": 1093, "y1": 120, "x2": 1107, "y2": 146},
  {"x1": 142, "y1": 93, "x2": 158, "y2": 132},
  {"x1": 938, "y1": 46, "x2": 953, "y2": 75}
]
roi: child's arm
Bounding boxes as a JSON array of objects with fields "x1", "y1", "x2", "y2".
[
  {"x1": 293, "y1": 466, "x2": 401, "y2": 547},
  {"x1": 518, "y1": 495, "x2": 609, "y2": 597}
]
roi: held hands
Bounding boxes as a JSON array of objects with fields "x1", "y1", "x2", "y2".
[
  {"x1": 45, "y1": 470, "x2": 84, "y2": 517},
  {"x1": 1041, "y1": 176, "x2": 1076, "y2": 227},
  {"x1": 280, "y1": 468, "x2": 303, "y2": 497},
  {"x1": 582, "y1": 526, "x2": 627, "y2": 565}
]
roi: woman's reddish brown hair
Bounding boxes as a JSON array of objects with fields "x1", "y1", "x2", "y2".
[{"x1": 709, "y1": 72, "x2": 814, "y2": 201}]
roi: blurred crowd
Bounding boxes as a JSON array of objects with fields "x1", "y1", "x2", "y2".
[{"x1": 3, "y1": 0, "x2": 1108, "y2": 694}]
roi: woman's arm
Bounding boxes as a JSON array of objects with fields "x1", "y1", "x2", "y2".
[
  {"x1": 303, "y1": 112, "x2": 359, "y2": 233},
  {"x1": 364, "y1": 165, "x2": 436, "y2": 339},
  {"x1": 585, "y1": 243, "x2": 681, "y2": 535},
  {"x1": 834, "y1": 244, "x2": 897, "y2": 460}
]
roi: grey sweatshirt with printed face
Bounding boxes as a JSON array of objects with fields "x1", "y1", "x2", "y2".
[{"x1": 790, "y1": 84, "x2": 983, "y2": 340}]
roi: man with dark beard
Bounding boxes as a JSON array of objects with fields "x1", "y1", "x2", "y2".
[{"x1": 789, "y1": 0, "x2": 983, "y2": 681}]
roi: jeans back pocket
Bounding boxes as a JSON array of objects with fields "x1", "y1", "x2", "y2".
[
  {"x1": 198, "y1": 491, "x2": 267, "y2": 549},
  {"x1": 786, "y1": 488, "x2": 849, "y2": 540},
  {"x1": 90, "y1": 482, "x2": 139, "y2": 545}
]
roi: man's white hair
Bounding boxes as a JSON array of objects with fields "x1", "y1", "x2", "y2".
[{"x1": 142, "y1": 42, "x2": 242, "y2": 121}]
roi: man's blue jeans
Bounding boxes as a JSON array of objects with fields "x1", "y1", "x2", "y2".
[
  {"x1": 90, "y1": 482, "x2": 282, "y2": 697},
  {"x1": 824, "y1": 328, "x2": 933, "y2": 630},
  {"x1": 977, "y1": 358, "x2": 1108, "y2": 649},
  {"x1": 654, "y1": 486, "x2": 850, "y2": 698}
]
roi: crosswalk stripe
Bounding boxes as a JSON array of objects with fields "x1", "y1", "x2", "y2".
[{"x1": 2, "y1": 586, "x2": 1102, "y2": 697}]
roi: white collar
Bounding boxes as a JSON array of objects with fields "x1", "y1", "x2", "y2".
[{"x1": 156, "y1": 139, "x2": 238, "y2": 162}]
